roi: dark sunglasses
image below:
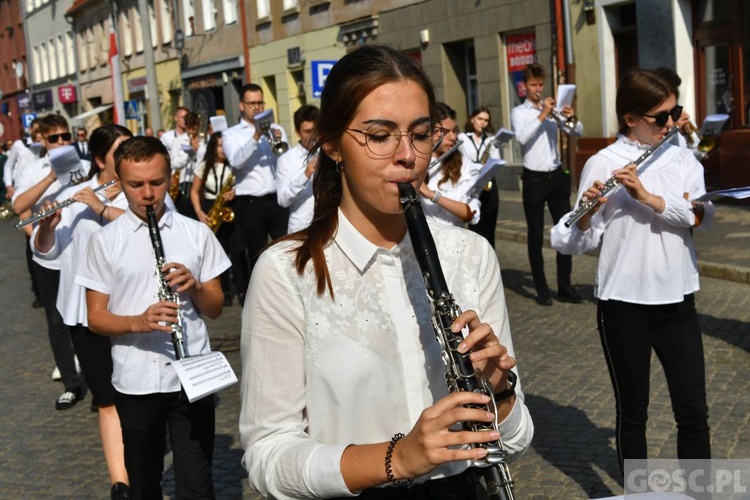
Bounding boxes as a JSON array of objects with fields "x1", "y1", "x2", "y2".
[
  {"x1": 47, "y1": 132, "x2": 72, "y2": 143},
  {"x1": 642, "y1": 105, "x2": 683, "y2": 127}
]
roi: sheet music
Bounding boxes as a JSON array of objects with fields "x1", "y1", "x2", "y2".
[
  {"x1": 210, "y1": 115, "x2": 228, "y2": 133},
  {"x1": 468, "y1": 158, "x2": 506, "y2": 197},
  {"x1": 556, "y1": 84, "x2": 576, "y2": 110},
  {"x1": 48, "y1": 145, "x2": 86, "y2": 185},
  {"x1": 170, "y1": 351, "x2": 238, "y2": 403},
  {"x1": 694, "y1": 186, "x2": 750, "y2": 203}
]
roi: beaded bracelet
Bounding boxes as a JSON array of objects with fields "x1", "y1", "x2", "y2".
[{"x1": 385, "y1": 433, "x2": 413, "y2": 487}]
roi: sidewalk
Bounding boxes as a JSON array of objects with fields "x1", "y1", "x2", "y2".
[{"x1": 495, "y1": 187, "x2": 750, "y2": 284}]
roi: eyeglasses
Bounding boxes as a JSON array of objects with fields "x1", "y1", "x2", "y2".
[
  {"x1": 347, "y1": 122, "x2": 444, "y2": 156},
  {"x1": 642, "y1": 105, "x2": 683, "y2": 127},
  {"x1": 46, "y1": 132, "x2": 72, "y2": 143},
  {"x1": 242, "y1": 101, "x2": 265, "y2": 107}
]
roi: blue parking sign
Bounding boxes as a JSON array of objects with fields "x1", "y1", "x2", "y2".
[
  {"x1": 311, "y1": 61, "x2": 337, "y2": 98},
  {"x1": 22, "y1": 112, "x2": 37, "y2": 129}
]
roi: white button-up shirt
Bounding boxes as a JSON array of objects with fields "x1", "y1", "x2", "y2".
[
  {"x1": 551, "y1": 136, "x2": 714, "y2": 304},
  {"x1": 3, "y1": 139, "x2": 37, "y2": 187},
  {"x1": 423, "y1": 157, "x2": 482, "y2": 227},
  {"x1": 76, "y1": 207, "x2": 231, "y2": 394},
  {"x1": 240, "y1": 210, "x2": 533, "y2": 499},
  {"x1": 222, "y1": 118, "x2": 288, "y2": 197},
  {"x1": 458, "y1": 132, "x2": 501, "y2": 164},
  {"x1": 276, "y1": 142, "x2": 315, "y2": 233},
  {"x1": 170, "y1": 133, "x2": 206, "y2": 185},
  {"x1": 32, "y1": 176, "x2": 128, "y2": 326},
  {"x1": 511, "y1": 99, "x2": 583, "y2": 172}
]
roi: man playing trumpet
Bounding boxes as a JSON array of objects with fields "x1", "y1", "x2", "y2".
[
  {"x1": 222, "y1": 84, "x2": 289, "y2": 299},
  {"x1": 511, "y1": 63, "x2": 583, "y2": 306},
  {"x1": 170, "y1": 111, "x2": 206, "y2": 218}
]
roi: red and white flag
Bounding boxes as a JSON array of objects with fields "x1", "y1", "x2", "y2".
[{"x1": 109, "y1": 18, "x2": 125, "y2": 126}]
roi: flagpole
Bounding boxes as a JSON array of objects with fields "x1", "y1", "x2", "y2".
[{"x1": 109, "y1": 15, "x2": 126, "y2": 126}]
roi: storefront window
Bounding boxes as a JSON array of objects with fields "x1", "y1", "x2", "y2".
[
  {"x1": 702, "y1": 43, "x2": 732, "y2": 116},
  {"x1": 696, "y1": 0, "x2": 731, "y2": 25}
]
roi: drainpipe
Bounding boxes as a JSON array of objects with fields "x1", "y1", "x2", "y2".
[{"x1": 237, "y1": 0, "x2": 250, "y2": 83}]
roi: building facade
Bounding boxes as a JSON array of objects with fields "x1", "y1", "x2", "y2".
[{"x1": 0, "y1": 0, "x2": 30, "y2": 142}]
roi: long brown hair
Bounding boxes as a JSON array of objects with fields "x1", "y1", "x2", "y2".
[
  {"x1": 201, "y1": 132, "x2": 227, "y2": 185},
  {"x1": 434, "y1": 102, "x2": 462, "y2": 188},
  {"x1": 616, "y1": 69, "x2": 676, "y2": 134},
  {"x1": 274, "y1": 44, "x2": 437, "y2": 297},
  {"x1": 463, "y1": 106, "x2": 495, "y2": 136}
]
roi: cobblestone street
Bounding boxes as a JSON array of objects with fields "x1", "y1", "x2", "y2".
[{"x1": 1, "y1": 200, "x2": 748, "y2": 499}]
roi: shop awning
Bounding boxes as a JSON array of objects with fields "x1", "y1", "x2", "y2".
[{"x1": 70, "y1": 104, "x2": 114, "y2": 124}]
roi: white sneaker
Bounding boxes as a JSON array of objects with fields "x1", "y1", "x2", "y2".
[{"x1": 51, "y1": 366, "x2": 61, "y2": 381}]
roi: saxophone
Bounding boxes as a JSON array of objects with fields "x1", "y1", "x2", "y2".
[
  {"x1": 398, "y1": 182, "x2": 515, "y2": 500},
  {"x1": 206, "y1": 172, "x2": 235, "y2": 233},
  {"x1": 146, "y1": 205, "x2": 187, "y2": 360}
]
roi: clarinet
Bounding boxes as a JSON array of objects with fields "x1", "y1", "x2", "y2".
[
  {"x1": 398, "y1": 183, "x2": 515, "y2": 500},
  {"x1": 564, "y1": 127, "x2": 679, "y2": 228},
  {"x1": 146, "y1": 205, "x2": 187, "y2": 360}
]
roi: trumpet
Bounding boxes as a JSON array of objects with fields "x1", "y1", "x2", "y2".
[
  {"x1": 536, "y1": 91, "x2": 578, "y2": 135},
  {"x1": 1, "y1": 201, "x2": 15, "y2": 221},
  {"x1": 681, "y1": 120, "x2": 716, "y2": 153},
  {"x1": 253, "y1": 109, "x2": 289, "y2": 156},
  {"x1": 15, "y1": 180, "x2": 117, "y2": 229}
]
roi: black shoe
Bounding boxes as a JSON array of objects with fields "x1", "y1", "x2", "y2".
[
  {"x1": 111, "y1": 482, "x2": 130, "y2": 499},
  {"x1": 557, "y1": 285, "x2": 582, "y2": 303},
  {"x1": 535, "y1": 290, "x2": 553, "y2": 306},
  {"x1": 55, "y1": 387, "x2": 84, "y2": 410},
  {"x1": 32, "y1": 298, "x2": 43, "y2": 308}
]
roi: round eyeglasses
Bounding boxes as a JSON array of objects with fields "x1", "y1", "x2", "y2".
[{"x1": 347, "y1": 121, "x2": 444, "y2": 156}]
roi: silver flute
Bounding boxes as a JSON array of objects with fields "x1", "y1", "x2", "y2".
[
  {"x1": 15, "y1": 180, "x2": 117, "y2": 229},
  {"x1": 399, "y1": 182, "x2": 515, "y2": 500},
  {"x1": 564, "y1": 127, "x2": 679, "y2": 228},
  {"x1": 429, "y1": 139, "x2": 463, "y2": 170}
]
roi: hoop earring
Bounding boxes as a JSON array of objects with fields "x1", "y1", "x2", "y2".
[{"x1": 336, "y1": 161, "x2": 343, "y2": 174}]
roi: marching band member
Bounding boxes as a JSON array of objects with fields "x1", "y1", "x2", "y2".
[
  {"x1": 170, "y1": 111, "x2": 206, "y2": 218},
  {"x1": 511, "y1": 63, "x2": 583, "y2": 306},
  {"x1": 33, "y1": 124, "x2": 132, "y2": 498},
  {"x1": 13, "y1": 114, "x2": 87, "y2": 409},
  {"x1": 222, "y1": 84, "x2": 289, "y2": 300},
  {"x1": 239, "y1": 44, "x2": 532, "y2": 500},
  {"x1": 191, "y1": 131, "x2": 246, "y2": 306},
  {"x1": 551, "y1": 69, "x2": 714, "y2": 470},
  {"x1": 276, "y1": 104, "x2": 319, "y2": 233},
  {"x1": 459, "y1": 107, "x2": 501, "y2": 246},
  {"x1": 77, "y1": 136, "x2": 230, "y2": 499},
  {"x1": 419, "y1": 102, "x2": 482, "y2": 227}
]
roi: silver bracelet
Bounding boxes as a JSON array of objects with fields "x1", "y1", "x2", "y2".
[{"x1": 431, "y1": 190, "x2": 442, "y2": 203}]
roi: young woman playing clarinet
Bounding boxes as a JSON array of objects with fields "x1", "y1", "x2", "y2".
[
  {"x1": 238, "y1": 44, "x2": 532, "y2": 499},
  {"x1": 551, "y1": 69, "x2": 714, "y2": 470}
]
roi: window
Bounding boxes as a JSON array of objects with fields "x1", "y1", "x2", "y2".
[
  {"x1": 40, "y1": 42, "x2": 49, "y2": 82},
  {"x1": 256, "y1": 0, "x2": 270, "y2": 19},
  {"x1": 182, "y1": 0, "x2": 195, "y2": 36},
  {"x1": 56, "y1": 35, "x2": 66, "y2": 76},
  {"x1": 134, "y1": 7, "x2": 144, "y2": 53},
  {"x1": 159, "y1": 0, "x2": 172, "y2": 44},
  {"x1": 223, "y1": 0, "x2": 237, "y2": 24},
  {"x1": 148, "y1": 2, "x2": 158, "y2": 47},
  {"x1": 77, "y1": 32, "x2": 88, "y2": 71},
  {"x1": 120, "y1": 10, "x2": 133, "y2": 56},
  {"x1": 100, "y1": 22, "x2": 109, "y2": 65},
  {"x1": 283, "y1": 0, "x2": 297, "y2": 9},
  {"x1": 202, "y1": 0, "x2": 216, "y2": 30},
  {"x1": 32, "y1": 45, "x2": 41, "y2": 84},
  {"x1": 66, "y1": 32, "x2": 75, "y2": 75},
  {"x1": 87, "y1": 26, "x2": 98, "y2": 67}
]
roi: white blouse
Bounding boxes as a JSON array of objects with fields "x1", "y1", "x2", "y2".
[
  {"x1": 239, "y1": 210, "x2": 533, "y2": 499},
  {"x1": 422, "y1": 158, "x2": 482, "y2": 227},
  {"x1": 550, "y1": 136, "x2": 714, "y2": 304}
]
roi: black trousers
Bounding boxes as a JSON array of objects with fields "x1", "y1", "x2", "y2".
[
  {"x1": 25, "y1": 235, "x2": 40, "y2": 300},
  {"x1": 31, "y1": 261, "x2": 81, "y2": 392},
  {"x1": 200, "y1": 198, "x2": 247, "y2": 298},
  {"x1": 521, "y1": 167, "x2": 572, "y2": 293},
  {"x1": 330, "y1": 467, "x2": 493, "y2": 500},
  {"x1": 597, "y1": 295, "x2": 711, "y2": 471},
  {"x1": 115, "y1": 391, "x2": 216, "y2": 499},
  {"x1": 469, "y1": 180, "x2": 499, "y2": 249},
  {"x1": 234, "y1": 194, "x2": 288, "y2": 288},
  {"x1": 70, "y1": 324, "x2": 115, "y2": 407}
]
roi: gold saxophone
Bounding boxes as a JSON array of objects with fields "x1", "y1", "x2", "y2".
[{"x1": 206, "y1": 173, "x2": 235, "y2": 233}]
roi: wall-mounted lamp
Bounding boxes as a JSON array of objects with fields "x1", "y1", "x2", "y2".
[
  {"x1": 420, "y1": 29, "x2": 430, "y2": 48},
  {"x1": 583, "y1": 0, "x2": 595, "y2": 12}
]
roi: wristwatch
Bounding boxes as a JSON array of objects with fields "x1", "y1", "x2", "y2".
[{"x1": 493, "y1": 370, "x2": 517, "y2": 403}]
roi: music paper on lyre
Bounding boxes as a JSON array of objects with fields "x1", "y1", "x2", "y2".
[
  {"x1": 170, "y1": 351, "x2": 238, "y2": 403},
  {"x1": 210, "y1": 115, "x2": 228, "y2": 133},
  {"x1": 48, "y1": 145, "x2": 86, "y2": 185}
]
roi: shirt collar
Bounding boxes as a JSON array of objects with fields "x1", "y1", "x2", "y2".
[
  {"x1": 123, "y1": 204, "x2": 175, "y2": 232},
  {"x1": 523, "y1": 99, "x2": 541, "y2": 110},
  {"x1": 333, "y1": 210, "x2": 412, "y2": 273}
]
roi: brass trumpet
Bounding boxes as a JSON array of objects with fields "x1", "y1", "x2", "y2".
[
  {"x1": 536, "y1": 91, "x2": 579, "y2": 134},
  {"x1": 253, "y1": 109, "x2": 289, "y2": 156},
  {"x1": 1, "y1": 201, "x2": 15, "y2": 221},
  {"x1": 681, "y1": 121, "x2": 716, "y2": 153}
]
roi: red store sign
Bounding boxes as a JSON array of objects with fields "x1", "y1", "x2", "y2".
[
  {"x1": 506, "y1": 33, "x2": 537, "y2": 73},
  {"x1": 58, "y1": 85, "x2": 77, "y2": 104}
]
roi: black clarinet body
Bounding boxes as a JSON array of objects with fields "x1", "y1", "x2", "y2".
[
  {"x1": 146, "y1": 205, "x2": 187, "y2": 360},
  {"x1": 398, "y1": 182, "x2": 515, "y2": 500}
]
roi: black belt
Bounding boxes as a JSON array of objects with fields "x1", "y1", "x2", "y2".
[
  {"x1": 235, "y1": 193, "x2": 277, "y2": 201},
  {"x1": 329, "y1": 467, "x2": 489, "y2": 499}
]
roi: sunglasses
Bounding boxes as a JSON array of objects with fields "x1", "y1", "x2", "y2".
[
  {"x1": 47, "y1": 132, "x2": 72, "y2": 143},
  {"x1": 642, "y1": 105, "x2": 683, "y2": 127}
]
